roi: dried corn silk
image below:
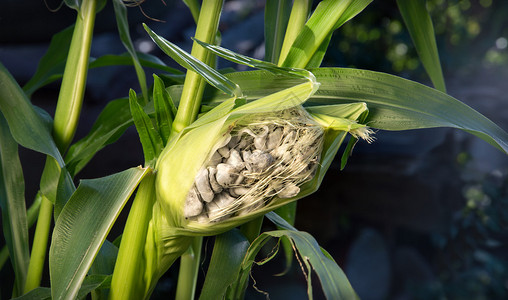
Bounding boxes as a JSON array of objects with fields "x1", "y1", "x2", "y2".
[{"x1": 184, "y1": 107, "x2": 324, "y2": 222}]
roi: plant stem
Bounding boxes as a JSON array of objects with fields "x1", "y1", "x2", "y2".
[
  {"x1": 53, "y1": 0, "x2": 97, "y2": 152},
  {"x1": 24, "y1": 0, "x2": 97, "y2": 292},
  {"x1": 23, "y1": 195, "x2": 52, "y2": 293},
  {"x1": 171, "y1": 0, "x2": 224, "y2": 135},
  {"x1": 109, "y1": 172, "x2": 156, "y2": 300},
  {"x1": 277, "y1": 0, "x2": 311, "y2": 65},
  {"x1": 175, "y1": 237, "x2": 203, "y2": 300}
]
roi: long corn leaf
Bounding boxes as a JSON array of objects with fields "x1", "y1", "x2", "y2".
[
  {"x1": 264, "y1": 0, "x2": 292, "y2": 63},
  {"x1": 305, "y1": 0, "x2": 373, "y2": 68},
  {"x1": 220, "y1": 69, "x2": 508, "y2": 154},
  {"x1": 49, "y1": 166, "x2": 149, "y2": 300},
  {"x1": 280, "y1": 0, "x2": 355, "y2": 68},
  {"x1": 0, "y1": 114, "x2": 29, "y2": 297},
  {"x1": 397, "y1": 0, "x2": 446, "y2": 92},
  {"x1": 112, "y1": 0, "x2": 148, "y2": 103},
  {"x1": 0, "y1": 63, "x2": 64, "y2": 166},
  {"x1": 143, "y1": 24, "x2": 241, "y2": 98}
]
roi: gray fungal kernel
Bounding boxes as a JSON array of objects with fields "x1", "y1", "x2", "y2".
[
  {"x1": 226, "y1": 149, "x2": 244, "y2": 170},
  {"x1": 207, "y1": 167, "x2": 223, "y2": 193},
  {"x1": 184, "y1": 187, "x2": 203, "y2": 218},
  {"x1": 195, "y1": 168, "x2": 214, "y2": 202},
  {"x1": 215, "y1": 163, "x2": 239, "y2": 187},
  {"x1": 246, "y1": 150, "x2": 274, "y2": 173}
]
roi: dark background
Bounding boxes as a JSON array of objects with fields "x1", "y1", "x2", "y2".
[{"x1": 1, "y1": 0, "x2": 508, "y2": 299}]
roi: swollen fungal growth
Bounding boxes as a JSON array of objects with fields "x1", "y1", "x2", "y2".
[{"x1": 184, "y1": 107, "x2": 324, "y2": 222}]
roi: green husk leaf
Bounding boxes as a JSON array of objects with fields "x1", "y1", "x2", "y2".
[
  {"x1": 50, "y1": 166, "x2": 149, "y2": 300},
  {"x1": 129, "y1": 89, "x2": 163, "y2": 166},
  {"x1": 143, "y1": 23, "x2": 241, "y2": 98},
  {"x1": 397, "y1": 0, "x2": 446, "y2": 92},
  {"x1": 0, "y1": 114, "x2": 29, "y2": 297}
]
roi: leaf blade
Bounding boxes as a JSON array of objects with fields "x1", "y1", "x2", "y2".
[
  {"x1": 397, "y1": 0, "x2": 446, "y2": 92},
  {"x1": 0, "y1": 114, "x2": 29, "y2": 297},
  {"x1": 0, "y1": 63, "x2": 65, "y2": 166},
  {"x1": 49, "y1": 166, "x2": 149, "y2": 300},
  {"x1": 199, "y1": 229, "x2": 249, "y2": 300}
]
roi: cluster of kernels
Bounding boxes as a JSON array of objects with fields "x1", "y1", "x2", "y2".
[{"x1": 184, "y1": 109, "x2": 324, "y2": 223}]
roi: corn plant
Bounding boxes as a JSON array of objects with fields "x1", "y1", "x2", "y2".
[{"x1": 1, "y1": 0, "x2": 507, "y2": 299}]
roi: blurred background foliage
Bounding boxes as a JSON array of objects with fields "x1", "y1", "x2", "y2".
[{"x1": 323, "y1": 0, "x2": 508, "y2": 77}]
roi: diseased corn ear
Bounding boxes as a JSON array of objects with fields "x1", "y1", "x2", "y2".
[{"x1": 181, "y1": 107, "x2": 324, "y2": 224}]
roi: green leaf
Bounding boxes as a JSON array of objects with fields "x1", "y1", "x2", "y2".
[
  {"x1": 65, "y1": 98, "x2": 133, "y2": 176},
  {"x1": 0, "y1": 63, "x2": 65, "y2": 166},
  {"x1": 49, "y1": 166, "x2": 149, "y2": 300},
  {"x1": 143, "y1": 24, "x2": 242, "y2": 98},
  {"x1": 397, "y1": 0, "x2": 446, "y2": 92},
  {"x1": 264, "y1": 0, "x2": 292, "y2": 64},
  {"x1": 193, "y1": 38, "x2": 314, "y2": 79},
  {"x1": 199, "y1": 229, "x2": 249, "y2": 300},
  {"x1": 22, "y1": 25, "x2": 73, "y2": 97},
  {"x1": 308, "y1": 68, "x2": 508, "y2": 154},
  {"x1": 220, "y1": 69, "x2": 508, "y2": 154},
  {"x1": 14, "y1": 274, "x2": 111, "y2": 300},
  {"x1": 129, "y1": 89, "x2": 163, "y2": 165},
  {"x1": 153, "y1": 75, "x2": 176, "y2": 145},
  {"x1": 281, "y1": 0, "x2": 355, "y2": 68},
  {"x1": 0, "y1": 114, "x2": 29, "y2": 297},
  {"x1": 305, "y1": 0, "x2": 373, "y2": 68},
  {"x1": 239, "y1": 212, "x2": 357, "y2": 300},
  {"x1": 112, "y1": 0, "x2": 148, "y2": 103}
]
